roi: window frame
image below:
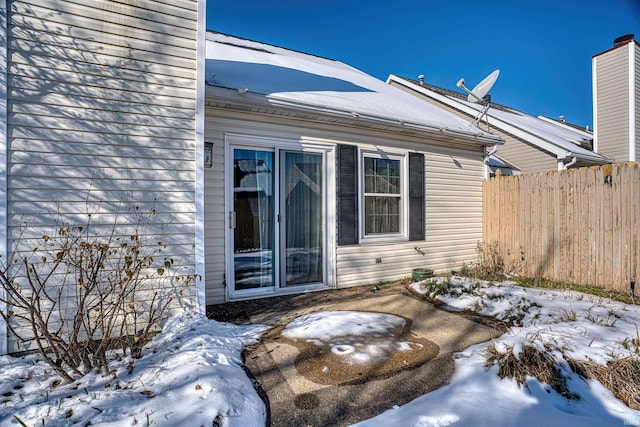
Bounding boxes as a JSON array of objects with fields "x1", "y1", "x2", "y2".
[{"x1": 358, "y1": 148, "x2": 409, "y2": 242}]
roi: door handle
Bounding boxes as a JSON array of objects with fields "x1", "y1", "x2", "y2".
[{"x1": 229, "y1": 211, "x2": 236, "y2": 229}]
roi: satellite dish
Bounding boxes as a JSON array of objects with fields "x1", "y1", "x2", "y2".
[{"x1": 456, "y1": 69, "x2": 500, "y2": 129}]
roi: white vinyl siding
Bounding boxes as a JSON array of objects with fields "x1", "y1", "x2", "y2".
[
  {"x1": 594, "y1": 45, "x2": 631, "y2": 161},
  {"x1": 5, "y1": 1, "x2": 200, "y2": 352},
  {"x1": 204, "y1": 107, "x2": 485, "y2": 300}
]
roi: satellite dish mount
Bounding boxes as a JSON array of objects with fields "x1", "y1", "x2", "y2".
[{"x1": 456, "y1": 69, "x2": 500, "y2": 130}]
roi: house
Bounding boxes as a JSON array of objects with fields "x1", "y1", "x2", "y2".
[
  {"x1": 387, "y1": 75, "x2": 612, "y2": 174},
  {"x1": 0, "y1": 5, "x2": 502, "y2": 354},
  {"x1": 0, "y1": 1, "x2": 207, "y2": 354},
  {"x1": 203, "y1": 32, "x2": 504, "y2": 304},
  {"x1": 0, "y1": 2, "x2": 507, "y2": 354},
  {"x1": 592, "y1": 34, "x2": 639, "y2": 162}
]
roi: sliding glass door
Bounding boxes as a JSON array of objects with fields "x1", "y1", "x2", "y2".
[
  {"x1": 228, "y1": 144, "x2": 327, "y2": 297},
  {"x1": 232, "y1": 149, "x2": 275, "y2": 290},
  {"x1": 281, "y1": 151, "x2": 323, "y2": 287}
]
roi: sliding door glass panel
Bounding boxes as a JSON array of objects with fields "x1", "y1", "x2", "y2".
[
  {"x1": 233, "y1": 149, "x2": 275, "y2": 290},
  {"x1": 282, "y1": 151, "x2": 323, "y2": 286}
]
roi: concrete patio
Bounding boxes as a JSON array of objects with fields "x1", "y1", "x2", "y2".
[{"x1": 209, "y1": 282, "x2": 505, "y2": 426}]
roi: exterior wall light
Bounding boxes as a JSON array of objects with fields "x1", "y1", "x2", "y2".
[{"x1": 204, "y1": 142, "x2": 213, "y2": 168}]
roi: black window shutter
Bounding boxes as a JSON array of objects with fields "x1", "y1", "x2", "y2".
[
  {"x1": 408, "y1": 152, "x2": 425, "y2": 241},
  {"x1": 337, "y1": 144, "x2": 358, "y2": 245}
]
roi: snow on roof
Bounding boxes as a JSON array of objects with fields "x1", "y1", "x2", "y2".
[
  {"x1": 457, "y1": 99, "x2": 594, "y2": 152},
  {"x1": 469, "y1": 103, "x2": 601, "y2": 158},
  {"x1": 537, "y1": 116, "x2": 593, "y2": 140},
  {"x1": 388, "y1": 75, "x2": 610, "y2": 163},
  {"x1": 205, "y1": 32, "x2": 501, "y2": 144}
]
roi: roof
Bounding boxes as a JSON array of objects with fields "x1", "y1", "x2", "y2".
[
  {"x1": 205, "y1": 32, "x2": 502, "y2": 146},
  {"x1": 537, "y1": 115, "x2": 593, "y2": 138},
  {"x1": 486, "y1": 154, "x2": 520, "y2": 171},
  {"x1": 388, "y1": 75, "x2": 611, "y2": 164}
]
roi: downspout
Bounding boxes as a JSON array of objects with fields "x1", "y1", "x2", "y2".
[
  {"x1": 563, "y1": 156, "x2": 578, "y2": 170},
  {"x1": 484, "y1": 144, "x2": 499, "y2": 179}
]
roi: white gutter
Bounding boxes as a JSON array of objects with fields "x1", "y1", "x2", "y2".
[
  {"x1": 206, "y1": 86, "x2": 503, "y2": 147},
  {"x1": 388, "y1": 75, "x2": 609, "y2": 163},
  {"x1": 0, "y1": 0, "x2": 7, "y2": 355}
]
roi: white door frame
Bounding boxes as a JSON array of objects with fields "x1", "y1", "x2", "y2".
[{"x1": 224, "y1": 134, "x2": 336, "y2": 301}]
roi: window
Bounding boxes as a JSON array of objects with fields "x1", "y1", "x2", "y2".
[
  {"x1": 360, "y1": 151, "x2": 407, "y2": 239},
  {"x1": 336, "y1": 145, "x2": 423, "y2": 245}
]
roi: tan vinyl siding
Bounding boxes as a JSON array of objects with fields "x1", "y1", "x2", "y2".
[
  {"x1": 390, "y1": 81, "x2": 557, "y2": 173},
  {"x1": 6, "y1": 1, "x2": 199, "y2": 352},
  {"x1": 203, "y1": 135, "x2": 226, "y2": 304},
  {"x1": 337, "y1": 145, "x2": 484, "y2": 287},
  {"x1": 595, "y1": 46, "x2": 630, "y2": 161},
  {"x1": 204, "y1": 107, "x2": 485, "y2": 300},
  {"x1": 493, "y1": 128, "x2": 557, "y2": 172}
]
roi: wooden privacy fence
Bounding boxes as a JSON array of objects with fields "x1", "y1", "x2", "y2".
[{"x1": 483, "y1": 163, "x2": 640, "y2": 293}]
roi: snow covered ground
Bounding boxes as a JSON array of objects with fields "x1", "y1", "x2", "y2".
[
  {"x1": 353, "y1": 277, "x2": 640, "y2": 427},
  {"x1": 2, "y1": 277, "x2": 640, "y2": 426},
  {"x1": 0, "y1": 313, "x2": 269, "y2": 427}
]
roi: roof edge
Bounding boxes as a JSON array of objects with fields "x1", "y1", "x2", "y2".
[
  {"x1": 206, "y1": 30, "x2": 339, "y2": 62},
  {"x1": 537, "y1": 116, "x2": 593, "y2": 140},
  {"x1": 388, "y1": 75, "x2": 611, "y2": 163},
  {"x1": 206, "y1": 86, "x2": 503, "y2": 147}
]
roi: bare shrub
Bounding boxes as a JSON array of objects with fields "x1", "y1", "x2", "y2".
[
  {"x1": 569, "y1": 357, "x2": 640, "y2": 410},
  {"x1": 461, "y1": 241, "x2": 521, "y2": 280},
  {"x1": 484, "y1": 343, "x2": 579, "y2": 400},
  {"x1": 0, "y1": 208, "x2": 197, "y2": 383}
]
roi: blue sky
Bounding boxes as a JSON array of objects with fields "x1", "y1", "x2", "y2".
[{"x1": 207, "y1": 1, "x2": 639, "y2": 129}]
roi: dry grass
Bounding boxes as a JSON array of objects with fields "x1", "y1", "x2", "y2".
[
  {"x1": 461, "y1": 241, "x2": 522, "y2": 280},
  {"x1": 569, "y1": 357, "x2": 640, "y2": 410},
  {"x1": 484, "y1": 344, "x2": 578, "y2": 400},
  {"x1": 486, "y1": 343, "x2": 640, "y2": 409}
]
